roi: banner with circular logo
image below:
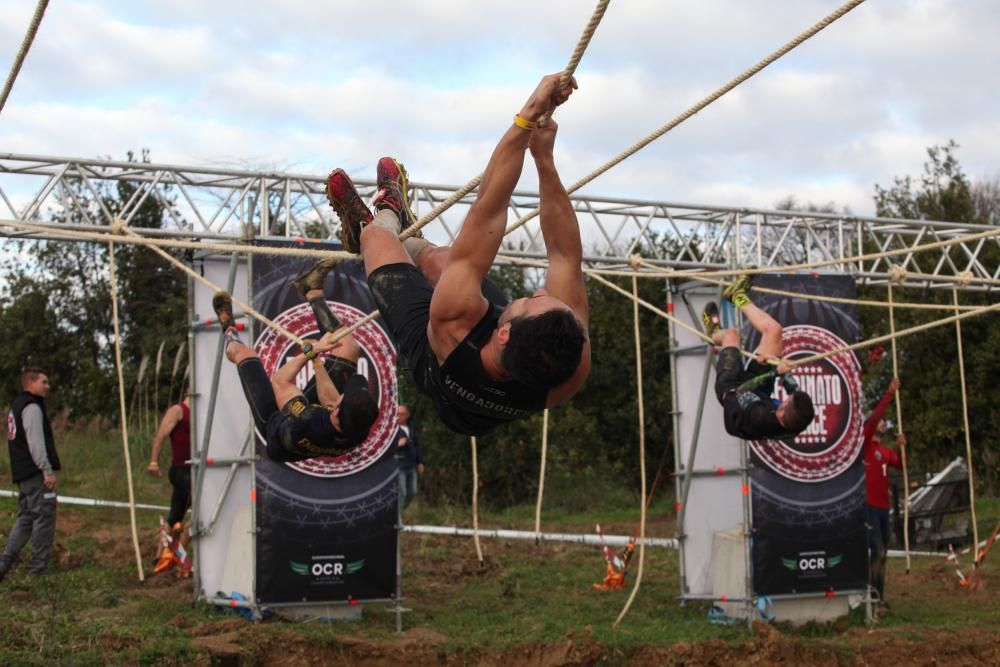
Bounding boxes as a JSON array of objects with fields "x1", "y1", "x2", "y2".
[
  {"x1": 250, "y1": 243, "x2": 399, "y2": 604},
  {"x1": 744, "y1": 274, "x2": 869, "y2": 596}
]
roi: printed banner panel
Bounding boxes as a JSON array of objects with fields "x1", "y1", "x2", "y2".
[
  {"x1": 251, "y1": 243, "x2": 399, "y2": 603},
  {"x1": 746, "y1": 274, "x2": 868, "y2": 595}
]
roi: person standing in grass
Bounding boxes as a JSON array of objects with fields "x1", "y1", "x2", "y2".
[
  {"x1": 1, "y1": 368, "x2": 61, "y2": 581},
  {"x1": 395, "y1": 404, "x2": 424, "y2": 509},
  {"x1": 148, "y1": 385, "x2": 193, "y2": 572},
  {"x1": 863, "y1": 376, "x2": 903, "y2": 613}
]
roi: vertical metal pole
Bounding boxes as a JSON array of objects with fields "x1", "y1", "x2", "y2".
[
  {"x1": 204, "y1": 424, "x2": 253, "y2": 533},
  {"x1": 244, "y1": 223, "x2": 259, "y2": 619},
  {"x1": 190, "y1": 252, "x2": 240, "y2": 602},
  {"x1": 732, "y1": 264, "x2": 755, "y2": 627},
  {"x1": 674, "y1": 290, "x2": 716, "y2": 584},
  {"x1": 259, "y1": 177, "x2": 269, "y2": 235},
  {"x1": 740, "y1": 435, "x2": 754, "y2": 628},
  {"x1": 666, "y1": 282, "x2": 687, "y2": 602},
  {"x1": 755, "y1": 212, "x2": 762, "y2": 267},
  {"x1": 838, "y1": 219, "x2": 845, "y2": 274},
  {"x1": 395, "y1": 452, "x2": 404, "y2": 633},
  {"x1": 186, "y1": 278, "x2": 200, "y2": 600}
]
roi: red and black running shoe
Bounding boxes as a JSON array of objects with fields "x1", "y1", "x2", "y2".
[
  {"x1": 372, "y1": 157, "x2": 418, "y2": 232},
  {"x1": 326, "y1": 168, "x2": 373, "y2": 253}
]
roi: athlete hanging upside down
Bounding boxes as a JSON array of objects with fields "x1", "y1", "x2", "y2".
[
  {"x1": 702, "y1": 275, "x2": 815, "y2": 440},
  {"x1": 300, "y1": 72, "x2": 590, "y2": 436},
  {"x1": 212, "y1": 290, "x2": 378, "y2": 461}
]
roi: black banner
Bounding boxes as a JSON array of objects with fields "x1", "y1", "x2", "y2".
[
  {"x1": 745, "y1": 274, "x2": 868, "y2": 595},
  {"x1": 251, "y1": 242, "x2": 399, "y2": 604}
]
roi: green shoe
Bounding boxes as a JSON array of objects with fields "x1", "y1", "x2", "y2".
[
  {"x1": 702, "y1": 302, "x2": 721, "y2": 337},
  {"x1": 721, "y1": 273, "x2": 752, "y2": 307}
]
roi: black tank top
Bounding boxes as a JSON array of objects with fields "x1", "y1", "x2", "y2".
[{"x1": 429, "y1": 304, "x2": 549, "y2": 435}]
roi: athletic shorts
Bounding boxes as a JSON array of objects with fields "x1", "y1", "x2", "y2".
[
  {"x1": 714, "y1": 347, "x2": 771, "y2": 404},
  {"x1": 367, "y1": 262, "x2": 508, "y2": 391}
]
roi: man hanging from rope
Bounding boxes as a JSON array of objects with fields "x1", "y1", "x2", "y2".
[
  {"x1": 297, "y1": 72, "x2": 590, "y2": 436},
  {"x1": 702, "y1": 275, "x2": 815, "y2": 440},
  {"x1": 211, "y1": 292, "x2": 378, "y2": 461}
]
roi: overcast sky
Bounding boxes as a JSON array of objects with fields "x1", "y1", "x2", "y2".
[{"x1": 1, "y1": 0, "x2": 997, "y2": 218}]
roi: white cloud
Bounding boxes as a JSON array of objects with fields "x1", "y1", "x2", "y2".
[{"x1": 0, "y1": 0, "x2": 997, "y2": 220}]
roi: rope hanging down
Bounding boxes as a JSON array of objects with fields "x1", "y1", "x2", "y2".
[
  {"x1": 400, "y1": 0, "x2": 611, "y2": 240},
  {"x1": 470, "y1": 436, "x2": 484, "y2": 564},
  {"x1": 110, "y1": 220, "x2": 377, "y2": 350},
  {"x1": 534, "y1": 409, "x2": 550, "y2": 541},
  {"x1": 954, "y1": 289, "x2": 980, "y2": 564},
  {"x1": 504, "y1": 0, "x2": 867, "y2": 236},
  {"x1": 106, "y1": 240, "x2": 147, "y2": 582},
  {"x1": 636, "y1": 258, "x2": 983, "y2": 313},
  {"x1": 887, "y1": 283, "x2": 912, "y2": 573},
  {"x1": 613, "y1": 275, "x2": 648, "y2": 627},
  {"x1": 0, "y1": 0, "x2": 49, "y2": 116}
]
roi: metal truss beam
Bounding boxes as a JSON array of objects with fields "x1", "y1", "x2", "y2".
[{"x1": 2, "y1": 152, "x2": 997, "y2": 292}]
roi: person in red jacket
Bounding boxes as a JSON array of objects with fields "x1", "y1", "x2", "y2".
[{"x1": 863, "y1": 376, "x2": 904, "y2": 612}]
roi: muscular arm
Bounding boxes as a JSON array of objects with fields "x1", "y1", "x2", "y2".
[
  {"x1": 273, "y1": 332, "x2": 353, "y2": 408},
  {"x1": 532, "y1": 123, "x2": 588, "y2": 327},
  {"x1": 430, "y1": 74, "x2": 576, "y2": 348},
  {"x1": 150, "y1": 405, "x2": 182, "y2": 464},
  {"x1": 312, "y1": 360, "x2": 341, "y2": 407},
  {"x1": 272, "y1": 353, "x2": 312, "y2": 409},
  {"x1": 430, "y1": 125, "x2": 531, "y2": 332},
  {"x1": 314, "y1": 327, "x2": 360, "y2": 406},
  {"x1": 862, "y1": 386, "x2": 896, "y2": 450}
]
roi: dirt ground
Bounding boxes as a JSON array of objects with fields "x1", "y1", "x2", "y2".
[{"x1": 35, "y1": 512, "x2": 1000, "y2": 666}]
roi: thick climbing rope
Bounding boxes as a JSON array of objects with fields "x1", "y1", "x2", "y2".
[
  {"x1": 887, "y1": 283, "x2": 912, "y2": 572},
  {"x1": 12, "y1": 211, "x2": 997, "y2": 299},
  {"x1": 534, "y1": 409, "x2": 549, "y2": 540},
  {"x1": 0, "y1": 0, "x2": 49, "y2": 116},
  {"x1": 470, "y1": 436, "x2": 484, "y2": 564},
  {"x1": 7, "y1": 215, "x2": 999, "y2": 293},
  {"x1": 106, "y1": 240, "x2": 147, "y2": 582},
  {"x1": 613, "y1": 275, "x2": 648, "y2": 627},
  {"x1": 399, "y1": 0, "x2": 611, "y2": 240},
  {"x1": 112, "y1": 220, "x2": 377, "y2": 350},
  {"x1": 0, "y1": 218, "x2": 355, "y2": 261},
  {"x1": 954, "y1": 288, "x2": 980, "y2": 563},
  {"x1": 504, "y1": 0, "x2": 867, "y2": 236},
  {"x1": 558, "y1": 255, "x2": 1000, "y2": 372},
  {"x1": 5, "y1": 212, "x2": 994, "y2": 366},
  {"x1": 635, "y1": 258, "x2": 982, "y2": 312},
  {"x1": 790, "y1": 298, "x2": 1000, "y2": 368},
  {"x1": 110, "y1": 222, "x2": 305, "y2": 346}
]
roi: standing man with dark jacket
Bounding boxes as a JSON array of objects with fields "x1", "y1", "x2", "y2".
[
  {"x1": 1, "y1": 368, "x2": 61, "y2": 580},
  {"x1": 395, "y1": 404, "x2": 424, "y2": 509}
]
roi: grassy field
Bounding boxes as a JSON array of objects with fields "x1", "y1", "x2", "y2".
[{"x1": 1, "y1": 430, "x2": 999, "y2": 665}]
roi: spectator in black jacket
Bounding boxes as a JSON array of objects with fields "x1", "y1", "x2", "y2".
[
  {"x1": 395, "y1": 404, "x2": 423, "y2": 509},
  {"x1": 1, "y1": 368, "x2": 60, "y2": 581}
]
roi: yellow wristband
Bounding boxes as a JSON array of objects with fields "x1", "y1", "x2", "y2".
[{"x1": 513, "y1": 114, "x2": 536, "y2": 131}]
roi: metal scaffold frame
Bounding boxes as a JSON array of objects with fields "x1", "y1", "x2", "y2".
[{"x1": 1, "y1": 153, "x2": 997, "y2": 293}]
